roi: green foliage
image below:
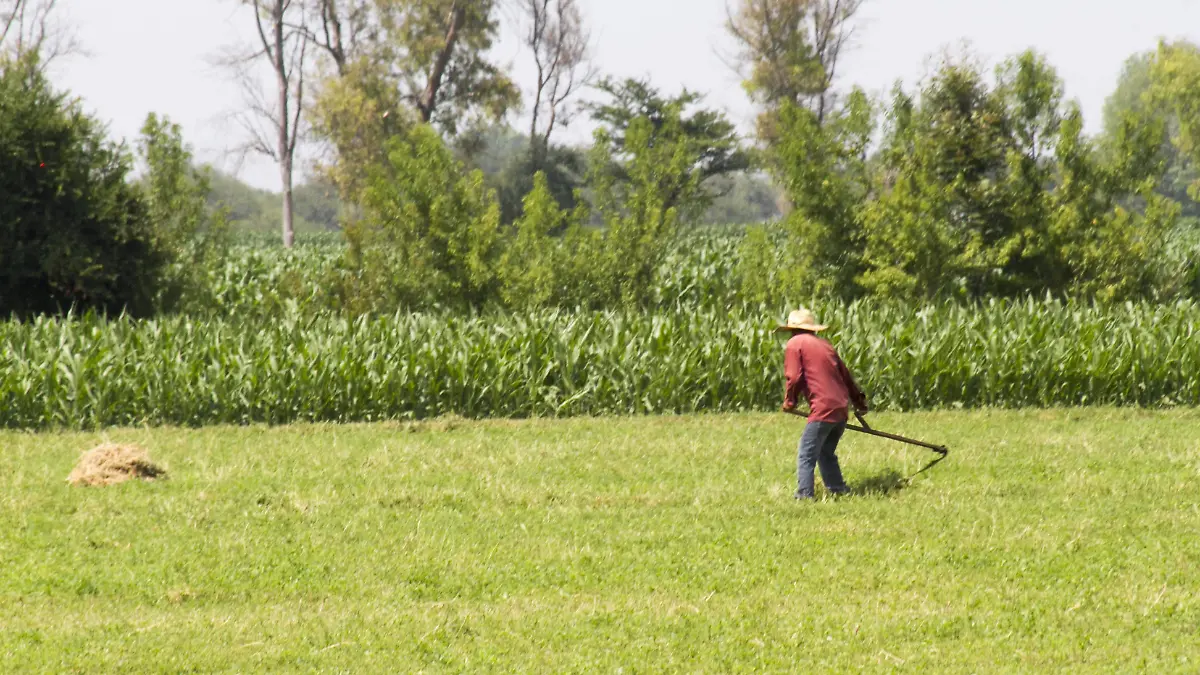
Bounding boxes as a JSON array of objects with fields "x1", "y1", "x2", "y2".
[
  {"x1": 1101, "y1": 49, "x2": 1200, "y2": 220},
  {"x1": 1149, "y1": 41, "x2": 1200, "y2": 184},
  {"x1": 734, "y1": 224, "x2": 785, "y2": 305},
  {"x1": 136, "y1": 114, "x2": 230, "y2": 312},
  {"x1": 727, "y1": 0, "x2": 826, "y2": 111},
  {"x1": 589, "y1": 77, "x2": 750, "y2": 222},
  {"x1": 492, "y1": 143, "x2": 587, "y2": 226},
  {"x1": 310, "y1": 58, "x2": 413, "y2": 204},
  {"x1": 759, "y1": 89, "x2": 873, "y2": 300},
  {"x1": 586, "y1": 116, "x2": 699, "y2": 307},
  {"x1": 3, "y1": 298, "x2": 1198, "y2": 429},
  {"x1": 760, "y1": 51, "x2": 1182, "y2": 302},
  {"x1": 310, "y1": 1, "x2": 518, "y2": 202},
  {"x1": 205, "y1": 170, "x2": 340, "y2": 234},
  {"x1": 860, "y1": 58, "x2": 1023, "y2": 298},
  {"x1": 0, "y1": 56, "x2": 163, "y2": 317},
  {"x1": 346, "y1": 124, "x2": 502, "y2": 311},
  {"x1": 700, "y1": 172, "x2": 783, "y2": 225},
  {"x1": 1049, "y1": 105, "x2": 1181, "y2": 300},
  {"x1": 497, "y1": 172, "x2": 591, "y2": 309},
  {"x1": 725, "y1": 0, "x2": 860, "y2": 135},
  {"x1": 377, "y1": 0, "x2": 519, "y2": 135}
]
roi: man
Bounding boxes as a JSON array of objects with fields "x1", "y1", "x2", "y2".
[{"x1": 777, "y1": 308, "x2": 869, "y2": 500}]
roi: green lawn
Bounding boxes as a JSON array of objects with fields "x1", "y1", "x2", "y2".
[{"x1": 2, "y1": 410, "x2": 1198, "y2": 672}]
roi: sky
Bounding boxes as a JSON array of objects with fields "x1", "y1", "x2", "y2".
[{"x1": 48, "y1": 0, "x2": 1200, "y2": 192}]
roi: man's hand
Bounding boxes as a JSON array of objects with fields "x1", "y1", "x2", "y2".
[{"x1": 782, "y1": 402, "x2": 796, "y2": 414}]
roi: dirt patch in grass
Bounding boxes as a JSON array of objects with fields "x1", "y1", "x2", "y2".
[{"x1": 67, "y1": 444, "x2": 167, "y2": 487}]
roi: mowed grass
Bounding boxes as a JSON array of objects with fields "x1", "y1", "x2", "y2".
[{"x1": 2, "y1": 410, "x2": 1199, "y2": 672}]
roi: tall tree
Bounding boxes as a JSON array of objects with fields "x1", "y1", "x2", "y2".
[
  {"x1": 589, "y1": 77, "x2": 751, "y2": 223},
  {"x1": 228, "y1": 0, "x2": 309, "y2": 248},
  {"x1": 1149, "y1": 41, "x2": 1200, "y2": 202},
  {"x1": 725, "y1": 0, "x2": 863, "y2": 134},
  {"x1": 0, "y1": 0, "x2": 79, "y2": 69},
  {"x1": 1102, "y1": 48, "x2": 1197, "y2": 217},
  {"x1": 1, "y1": 57, "x2": 162, "y2": 317},
  {"x1": 307, "y1": 0, "x2": 518, "y2": 201},
  {"x1": 309, "y1": 0, "x2": 516, "y2": 133},
  {"x1": 520, "y1": 0, "x2": 594, "y2": 160},
  {"x1": 858, "y1": 51, "x2": 1178, "y2": 300},
  {"x1": 307, "y1": 0, "x2": 371, "y2": 75}
]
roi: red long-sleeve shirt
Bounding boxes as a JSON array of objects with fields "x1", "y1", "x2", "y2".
[{"x1": 784, "y1": 333, "x2": 868, "y2": 423}]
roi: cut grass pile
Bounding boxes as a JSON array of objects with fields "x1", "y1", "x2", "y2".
[
  {"x1": 1, "y1": 409, "x2": 1198, "y2": 672},
  {"x1": 66, "y1": 443, "x2": 166, "y2": 487}
]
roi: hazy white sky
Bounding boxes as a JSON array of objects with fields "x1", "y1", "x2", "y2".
[{"x1": 50, "y1": 0, "x2": 1200, "y2": 191}]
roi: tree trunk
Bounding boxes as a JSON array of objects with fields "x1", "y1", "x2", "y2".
[
  {"x1": 530, "y1": 76, "x2": 546, "y2": 164},
  {"x1": 272, "y1": 1, "x2": 295, "y2": 248},
  {"x1": 418, "y1": 4, "x2": 466, "y2": 123},
  {"x1": 280, "y1": 154, "x2": 295, "y2": 248}
]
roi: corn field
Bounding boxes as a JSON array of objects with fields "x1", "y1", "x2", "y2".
[{"x1": 2, "y1": 299, "x2": 1197, "y2": 429}]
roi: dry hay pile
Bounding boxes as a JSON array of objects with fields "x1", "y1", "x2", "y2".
[{"x1": 67, "y1": 443, "x2": 167, "y2": 487}]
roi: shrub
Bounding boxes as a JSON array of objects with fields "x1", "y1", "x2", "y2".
[
  {"x1": 0, "y1": 56, "x2": 163, "y2": 317},
  {"x1": 345, "y1": 124, "x2": 503, "y2": 311}
]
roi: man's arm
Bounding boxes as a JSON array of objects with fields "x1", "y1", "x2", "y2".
[
  {"x1": 838, "y1": 356, "x2": 869, "y2": 413},
  {"x1": 784, "y1": 341, "x2": 805, "y2": 410}
]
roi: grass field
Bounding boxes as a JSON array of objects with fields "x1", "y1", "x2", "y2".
[{"x1": 2, "y1": 409, "x2": 1198, "y2": 672}]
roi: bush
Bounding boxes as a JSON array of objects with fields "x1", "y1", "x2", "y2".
[
  {"x1": 137, "y1": 113, "x2": 230, "y2": 313},
  {"x1": 345, "y1": 124, "x2": 503, "y2": 311},
  {"x1": 497, "y1": 172, "x2": 592, "y2": 309},
  {"x1": 0, "y1": 56, "x2": 164, "y2": 317}
]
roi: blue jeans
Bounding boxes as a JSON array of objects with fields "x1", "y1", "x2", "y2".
[{"x1": 796, "y1": 420, "x2": 849, "y2": 498}]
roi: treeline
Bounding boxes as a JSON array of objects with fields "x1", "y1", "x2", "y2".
[
  {"x1": 751, "y1": 51, "x2": 1200, "y2": 303},
  {"x1": 3, "y1": 0, "x2": 1200, "y2": 318},
  {"x1": 207, "y1": 127, "x2": 780, "y2": 235}
]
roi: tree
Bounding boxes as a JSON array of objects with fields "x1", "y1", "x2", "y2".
[
  {"x1": 0, "y1": 56, "x2": 163, "y2": 317},
  {"x1": 309, "y1": 0, "x2": 517, "y2": 133},
  {"x1": 497, "y1": 171, "x2": 591, "y2": 308},
  {"x1": 586, "y1": 108, "x2": 720, "y2": 306},
  {"x1": 1149, "y1": 42, "x2": 1200, "y2": 201},
  {"x1": 492, "y1": 142, "x2": 585, "y2": 225},
  {"x1": 725, "y1": 0, "x2": 864, "y2": 135},
  {"x1": 0, "y1": 0, "x2": 79, "y2": 69},
  {"x1": 519, "y1": 0, "x2": 594, "y2": 161},
  {"x1": 344, "y1": 124, "x2": 503, "y2": 310},
  {"x1": 137, "y1": 115, "x2": 230, "y2": 312},
  {"x1": 589, "y1": 77, "x2": 750, "y2": 222},
  {"x1": 700, "y1": 172, "x2": 782, "y2": 224},
  {"x1": 1101, "y1": 48, "x2": 1197, "y2": 217},
  {"x1": 226, "y1": 0, "x2": 310, "y2": 248},
  {"x1": 480, "y1": 0, "x2": 594, "y2": 224},
  {"x1": 306, "y1": 0, "x2": 371, "y2": 75},
  {"x1": 760, "y1": 88, "x2": 872, "y2": 299},
  {"x1": 308, "y1": 0, "x2": 519, "y2": 202},
  {"x1": 857, "y1": 51, "x2": 1179, "y2": 301}
]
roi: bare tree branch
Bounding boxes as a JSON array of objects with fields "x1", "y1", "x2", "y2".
[
  {"x1": 306, "y1": 0, "x2": 374, "y2": 75},
  {"x1": 219, "y1": 0, "x2": 311, "y2": 248},
  {"x1": 1, "y1": 0, "x2": 81, "y2": 69},
  {"x1": 519, "y1": 0, "x2": 595, "y2": 159},
  {"x1": 725, "y1": 0, "x2": 864, "y2": 126},
  {"x1": 1, "y1": 0, "x2": 22, "y2": 46}
]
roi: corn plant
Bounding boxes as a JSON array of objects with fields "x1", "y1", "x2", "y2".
[{"x1": 2, "y1": 299, "x2": 1198, "y2": 429}]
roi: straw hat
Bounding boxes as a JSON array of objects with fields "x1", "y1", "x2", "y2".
[{"x1": 775, "y1": 308, "x2": 828, "y2": 333}]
